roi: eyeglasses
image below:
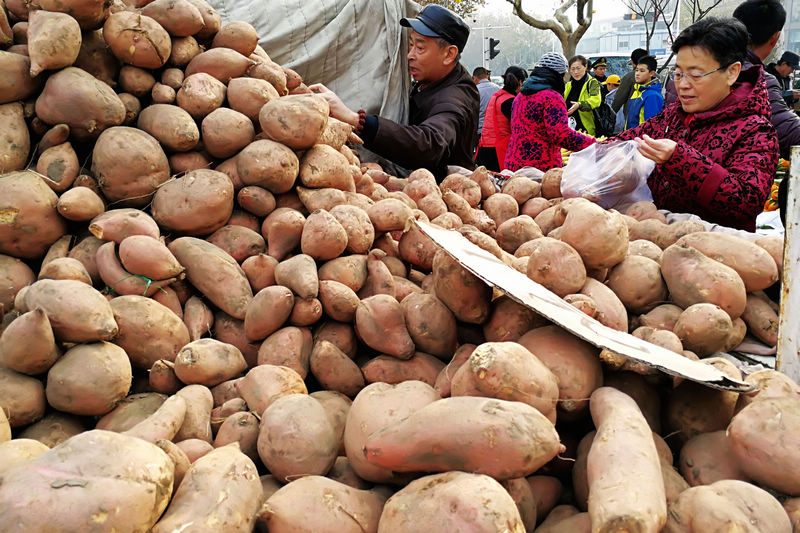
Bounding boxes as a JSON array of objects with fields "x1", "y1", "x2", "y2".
[{"x1": 671, "y1": 65, "x2": 728, "y2": 83}]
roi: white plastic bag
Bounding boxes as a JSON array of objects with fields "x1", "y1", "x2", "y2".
[{"x1": 560, "y1": 141, "x2": 655, "y2": 209}]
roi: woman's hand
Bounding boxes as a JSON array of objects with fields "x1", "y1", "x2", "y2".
[
  {"x1": 567, "y1": 101, "x2": 580, "y2": 115},
  {"x1": 308, "y1": 83, "x2": 360, "y2": 127},
  {"x1": 635, "y1": 134, "x2": 676, "y2": 164}
]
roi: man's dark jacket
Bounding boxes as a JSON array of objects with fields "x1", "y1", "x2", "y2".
[
  {"x1": 748, "y1": 50, "x2": 800, "y2": 159},
  {"x1": 765, "y1": 62, "x2": 797, "y2": 108},
  {"x1": 611, "y1": 69, "x2": 636, "y2": 115},
  {"x1": 362, "y1": 63, "x2": 479, "y2": 180}
]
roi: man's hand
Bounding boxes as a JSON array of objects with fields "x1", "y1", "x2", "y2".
[
  {"x1": 567, "y1": 101, "x2": 580, "y2": 115},
  {"x1": 635, "y1": 134, "x2": 676, "y2": 164},
  {"x1": 308, "y1": 83, "x2": 360, "y2": 127}
]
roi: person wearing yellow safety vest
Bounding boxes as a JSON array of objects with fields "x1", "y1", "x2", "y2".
[
  {"x1": 624, "y1": 55, "x2": 664, "y2": 130},
  {"x1": 564, "y1": 55, "x2": 603, "y2": 136}
]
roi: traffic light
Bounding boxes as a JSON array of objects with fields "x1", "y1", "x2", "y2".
[{"x1": 488, "y1": 38, "x2": 500, "y2": 60}]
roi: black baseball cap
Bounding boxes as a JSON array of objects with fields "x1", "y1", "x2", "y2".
[
  {"x1": 780, "y1": 51, "x2": 800, "y2": 69},
  {"x1": 400, "y1": 5, "x2": 470, "y2": 52}
]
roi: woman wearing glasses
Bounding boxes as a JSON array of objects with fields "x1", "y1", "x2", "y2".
[{"x1": 614, "y1": 17, "x2": 778, "y2": 231}]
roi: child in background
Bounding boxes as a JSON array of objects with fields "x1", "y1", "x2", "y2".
[
  {"x1": 602, "y1": 75, "x2": 626, "y2": 133},
  {"x1": 625, "y1": 55, "x2": 664, "y2": 130}
]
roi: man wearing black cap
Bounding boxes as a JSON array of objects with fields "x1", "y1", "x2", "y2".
[
  {"x1": 611, "y1": 48, "x2": 648, "y2": 117},
  {"x1": 309, "y1": 5, "x2": 479, "y2": 181},
  {"x1": 766, "y1": 51, "x2": 800, "y2": 106},
  {"x1": 591, "y1": 57, "x2": 609, "y2": 99}
]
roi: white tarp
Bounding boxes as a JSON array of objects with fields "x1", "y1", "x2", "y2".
[{"x1": 207, "y1": 0, "x2": 418, "y2": 124}]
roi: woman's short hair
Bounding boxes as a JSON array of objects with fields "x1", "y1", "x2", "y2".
[
  {"x1": 568, "y1": 55, "x2": 588, "y2": 67},
  {"x1": 671, "y1": 17, "x2": 749, "y2": 68},
  {"x1": 502, "y1": 66, "x2": 527, "y2": 93}
]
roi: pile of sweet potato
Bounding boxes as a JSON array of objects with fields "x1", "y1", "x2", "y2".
[{"x1": 1, "y1": 0, "x2": 799, "y2": 531}]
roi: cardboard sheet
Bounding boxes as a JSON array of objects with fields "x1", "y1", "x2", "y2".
[{"x1": 416, "y1": 220, "x2": 754, "y2": 392}]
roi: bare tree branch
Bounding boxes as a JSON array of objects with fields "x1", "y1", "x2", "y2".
[
  {"x1": 554, "y1": 0, "x2": 576, "y2": 34},
  {"x1": 506, "y1": 0, "x2": 593, "y2": 57}
]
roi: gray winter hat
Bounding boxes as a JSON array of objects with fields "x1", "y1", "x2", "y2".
[{"x1": 535, "y1": 52, "x2": 569, "y2": 74}]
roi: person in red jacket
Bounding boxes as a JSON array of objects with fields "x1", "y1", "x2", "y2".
[
  {"x1": 504, "y1": 53, "x2": 596, "y2": 172},
  {"x1": 614, "y1": 17, "x2": 778, "y2": 232},
  {"x1": 475, "y1": 66, "x2": 527, "y2": 171}
]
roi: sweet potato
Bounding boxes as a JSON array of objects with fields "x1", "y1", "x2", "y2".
[
  {"x1": 273, "y1": 254, "x2": 318, "y2": 299},
  {"x1": 186, "y1": 47, "x2": 255, "y2": 84},
  {"x1": 152, "y1": 169, "x2": 234, "y2": 235},
  {"x1": 527, "y1": 476, "x2": 563, "y2": 524},
  {"x1": 517, "y1": 325, "x2": 602, "y2": 420},
  {"x1": 92, "y1": 126, "x2": 170, "y2": 206},
  {"x1": 679, "y1": 430, "x2": 749, "y2": 486},
  {"x1": 441, "y1": 173, "x2": 482, "y2": 207},
  {"x1": 784, "y1": 498, "x2": 800, "y2": 532},
  {"x1": 152, "y1": 444, "x2": 261, "y2": 533},
  {"x1": 540, "y1": 168, "x2": 563, "y2": 198},
  {"x1": 213, "y1": 410, "x2": 259, "y2": 460},
  {"x1": 257, "y1": 326, "x2": 312, "y2": 378},
  {"x1": 23, "y1": 279, "x2": 117, "y2": 342},
  {"x1": 309, "y1": 339, "x2": 365, "y2": 397},
  {"x1": 661, "y1": 243, "x2": 746, "y2": 319},
  {"x1": 0, "y1": 171, "x2": 68, "y2": 259},
  {"x1": 244, "y1": 285, "x2": 294, "y2": 341},
  {"x1": 301, "y1": 209, "x2": 348, "y2": 261},
  {"x1": 103, "y1": 11, "x2": 170, "y2": 69},
  {"x1": 755, "y1": 235, "x2": 784, "y2": 278},
  {"x1": 318, "y1": 254, "x2": 368, "y2": 292},
  {"x1": 168, "y1": 34, "x2": 200, "y2": 65},
  {"x1": 361, "y1": 352, "x2": 445, "y2": 387},
  {"x1": 579, "y1": 277, "x2": 628, "y2": 332},
  {"x1": 176, "y1": 71, "x2": 226, "y2": 119},
  {"x1": 0, "y1": 51, "x2": 41, "y2": 106},
  {"x1": 168, "y1": 237, "x2": 254, "y2": 319},
  {"x1": 432, "y1": 249, "x2": 491, "y2": 324},
  {"x1": 495, "y1": 215, "x2": 543, "y2": 254},
  {"x1": 206, "y1": 225, "x2": 266, "y2": 263},
  {"x1": 358, "y1": 249, "x2": 396, "y2": 299},
  {"x1": 736, "y1": 369, "x2": 800, "y2": 412},
  {"x1": 0, "y1": 430, "x2": 174, "y2": 532},
  {"x1": 483, "y1": 192, "x2": 519, "y2": 227},
  {"x1": 559, "y1": 201, "x2": 628, "y2": 270},
  {"x1": 0, "y1": 254, "x2": 34, "y2": 313},
  {"x1": 212, "y1": 20, "x2": 258, "y2": 55},
  {"x1": 35, "y1": 141, "x2": 78, "y2": 193},
  {"x1": 481, "y1": 295, "x2": 544, "y2": 343},
  {"x1": 241, "y1": 253, "x2": 278, "y2": 292},
  {"x1": 257, "y1": 394, "x2": 337, "y2": 482},
  {"x1": 110, "y1": 295, "x2": 189, "y2": 369},
  {"x1": 366, "y1": 396, "x2": 561, "y2": 480},
  {"x1": 503, "y1": 176, "x2": 541, "y2": 205},
  {"x1": 666, "y1": 358, "x2": 741, "y2": 444},
  {"x1": 0, "y1": 308, "x2": 59, "y2": 375},
  {"x1": 0, "y1": 102, "x2": 29, "y2": 174},
  {"x1": 141, "y1": 0, "x2": 203, "y2": 37},
  {"x1": 259, "y1": 208, "x2": 304, "y2": 261},
  {"x1": 664, "y1": 479, "x2": 792, "y2": 533},
  {"x1": 672, "y1": 303, "x2": 732, "y2": 356},
  {"x1": 0, "y1": 438, "x2": 51, "y2": 474},
  {"x1": 379, "y1": 471, "x2": 525, "y2": 533},
  {"x1": 173, "y1": 338, "x2": 247, "y2": 387},
  {"x1": 309, "y1": 390, "x2": 351, "y2": 455},
  {"x1": 227, "y1": 77, "x2": 279, "y2": 123},
  {"x1": 728, "y1": 397, "x2": 800, "y2": 496},
  {"x1": 344, "y1": 381, "x2": 440, "y2": 483},
  {"x1": 354, "y1": 294, "x2": 414, "y2": 359},
  {"x1": 0, "y1": 367, "x2": 46, "y2": 427},
  {"x1": 330, "y1": 204, "x2": 375, "y2": 254},
  {"x1": 238, "y1": 186, "x2": 276, "y2": 218},
  {"x1": 248, "y1": 56, "x2": 288, "y2": 95},
  {"x1": 56, "y1": 186, "x2": 105, "y2": 222},
  {"x1": 235, "y1": 364, "x2": 307, "y2": 416},
  {"x1": 183, "y1": 0, "x2": 219, "y2": 39},
  {"x1": 46, "y1": 342, "x2": 131, "y2": 416},
  {"x1": 740, "y1": 293, "x2": 779, "y2": 347},
  {"x1": 587, "y1": 387, "x2": 666, "y2": 532},
  {"x1": 627, "y1": 238, "x2": 663, "y2": 262},
  {"x1": 519, "y1": 236, "x2": 585, "y2": 297},
  {"x1": 606, "y1": 255, "x2": 668, "y2": 314},
  {"x1": 298, "y1": 143, "x2": 356, "y2": 192},
  {"x1": 676, "y1": 232, "x2": 778, "y2": 292},
  {"x1": 96, "y1": 241, "x2": 176, "y2": 296},
  {"x1": 262, "y1": 476, "x2": 386, "y2": 533},
  {"x1": 450, "y1": 341, "x2": 559, "y2": 423},
  {"x1": 97, "y1": 392, "x2": 167, "y2": 434},
  {"x1": 137, "y1": 103, "x2": 199, "y2": 152},
  {"x1": 118, "y1": 65, "x2": 156, "y2": 98},
  {"x1": 36, "y1": 257, "x2": 90, "y2": 285},
  {"x1": 397, "y1": 292, "x2": 456, "y2": 360},
  {"x1": 237, "y1": 139, "x2": 299, "y2": 194},
  {"x1": 260, "y1": 93, "x2": 329, "y2": 150},
  {"x1": 118, "y1": 235, "x2": 183, "y2": 281},
  {"x1": 173, "y1": 384, "x2": 213, "y2": 442}
]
